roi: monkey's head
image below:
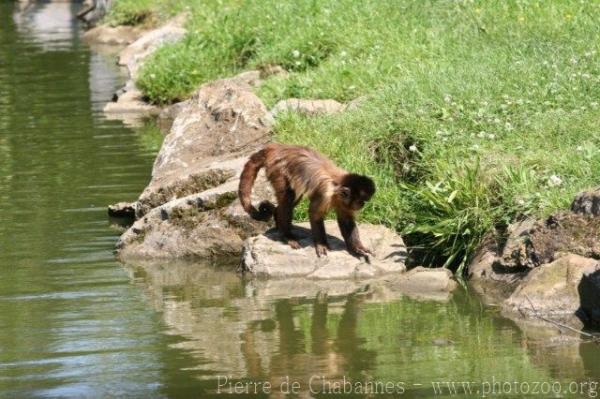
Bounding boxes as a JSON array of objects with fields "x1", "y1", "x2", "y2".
[{"x1": 338, "y1": 174, "x2": 376, "y2": 211}]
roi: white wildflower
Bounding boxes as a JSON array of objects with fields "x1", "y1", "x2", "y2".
[
  {"x1": 487, "y1": 133, "x2": 496, "y2": 140},
  {"x1": 517, "y1": 199, "x2": 525, "y2": 206},
  {"x1": 576, "y1": 145, "x2": 584, "y2": 152},
  {"x1": 547, "y1": 175, "x2": 563, "y2": 187},
  {"x1": 408, "y1": 144, "x2": 418, "y2": 152},
  {"x1": 477, "y1": 131, "x2": 486, "y2": 138},
  {"x1": 292, "y1": 50, "x2": 300, "y2": 58},
  {"x1": 570, "y1": 57, "x2": 578, "y2": 64},
  {"x1": 444, "y1": 94, "x2": 452, "y2": 103},
  {"x1": 340, "y1": 50, "x2": 347, "y2": 57}
]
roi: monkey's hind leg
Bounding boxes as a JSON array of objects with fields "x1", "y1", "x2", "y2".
[{"x1": 275, "y1": 186, "x2": 301, "y2": 249}]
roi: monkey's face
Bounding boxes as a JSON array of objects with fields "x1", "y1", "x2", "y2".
[
  {"x1": 338, "y1": 186, "x2": 374, "y2": 210},
  {"x1": 338, "y1": 174, "x2": 376, "y2": 210},
  {"x1": 350, "y1": 190, "x2": 373, "y2": 210}
]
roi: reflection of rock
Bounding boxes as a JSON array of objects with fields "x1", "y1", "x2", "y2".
[
  {"x1": 123, "y1": 258, "x2": 457, "y2": 395},
  {"x1": 13, "y1": 2, "x2": 78, "y2": 51},
  {"x1": 389, "y1": 267, "x2": 457, "y2": 299},
  {"x1": 86, "y1": 42, "x2": 130, "y2": 113},
  {"x1": 509, "y1": 316, "x2": 587, "y2": 379},
  {"x1": 503, "y1": 254, "x2": 600, "y2": 329},
  {"x1": 136, "y1": 79, "x2": 272, "y2": 217},
  {"x1": 241, "y1": 221, "x2": 407, "y2": 279}
]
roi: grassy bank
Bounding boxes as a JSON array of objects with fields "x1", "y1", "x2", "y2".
[{"x1": 107, "y1": 0, "x2": 600, "y2": 272}]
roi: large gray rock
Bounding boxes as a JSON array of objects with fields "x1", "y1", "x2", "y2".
[
  {"x1": 117, "y1": 171, "x2": 274, "y2": 261},
  {"x1": 136, "y1": 79, "x2": 272, "y2": 217},
  {"x1": 571, "y1": 187, "x2": 600, "y2": 216},
  {"x1": 240, "y1": 221, "x2": 407, "y2": 279},
  {"x1": 502, "y1": 254, "x2": 600, "y2": 329}
]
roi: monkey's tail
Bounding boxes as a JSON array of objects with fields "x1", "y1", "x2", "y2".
[{"x1": 238, "y1": 149, "x2": 275, "y2": 221}]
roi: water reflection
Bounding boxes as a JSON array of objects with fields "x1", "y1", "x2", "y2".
[
  {"x1": 125, "y1": 261, "x2": 597, "y2": 397},
  {"x1": 12, "y1": 1, "x2": 81, "y2": 51}
]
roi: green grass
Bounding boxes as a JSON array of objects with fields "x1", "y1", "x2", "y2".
[{"x1": 107, "y1": 0, "x2": 600, "y2": 272}]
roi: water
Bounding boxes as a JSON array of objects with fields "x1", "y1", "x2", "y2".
[{"x1": 0, "y1": 2, "x2": 599, "y2": 398}]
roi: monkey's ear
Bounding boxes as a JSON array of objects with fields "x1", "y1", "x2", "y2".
[{"x1": 338, "y1": 186, "x2": 351, "y2": 199}]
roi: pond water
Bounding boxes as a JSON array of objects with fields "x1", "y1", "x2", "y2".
[{"x1": 0, "y1": 2, "x2": 598, "y2": 398}]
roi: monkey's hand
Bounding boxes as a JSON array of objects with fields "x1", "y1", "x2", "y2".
[
  {"x1": 287, "y1": 239, "x2": 301, "y2": 249},
  {"x1": 315, "y1": 243, "x2": 328, "y2": 257}
]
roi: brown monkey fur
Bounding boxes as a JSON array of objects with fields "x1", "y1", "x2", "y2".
[{"x1": 239, "y1": 143, "x2": 376, "y2": 257}]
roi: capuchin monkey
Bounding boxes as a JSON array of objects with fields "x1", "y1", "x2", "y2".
[{"x1": 238, "y1": 143, "x2": 376, "y2": 257}]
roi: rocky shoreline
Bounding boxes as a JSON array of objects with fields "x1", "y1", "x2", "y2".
[
  {"x1": 87, "y1": 16, "x2": 600, "y2": 336},
  {"x1": 89, "y1": 17, "x2": 430, "y2": 282},
  {"x1": 469, "y1": 190, "x2": 600, "y2": 331}
]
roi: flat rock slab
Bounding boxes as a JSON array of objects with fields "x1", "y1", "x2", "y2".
[{"x1": 241, "y1": 221, "x2": 407, "y2": 279}]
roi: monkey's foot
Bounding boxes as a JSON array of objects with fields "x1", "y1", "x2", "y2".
[
  {"x1": 315, "y1": 244, "x2": 328, "y2": 257},
  {"x1": 287, "y1": 239, "x2": 301, "y2": 249},
  {"x1": 351, "y1": 246, "x2": 374, "y2": 258}
]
